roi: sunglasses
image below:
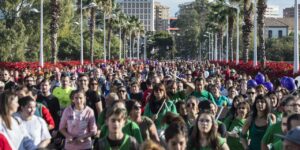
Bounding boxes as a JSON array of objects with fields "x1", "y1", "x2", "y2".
[
  {"x1": 119, "y1": 90, "x2": 126, "y2": 93},
  {"x1": 187, "y1": 103, "x2": 196, "y2": 108}
]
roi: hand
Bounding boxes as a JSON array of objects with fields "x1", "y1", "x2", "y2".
[
  {"x1": 152, "y1": 114, "x2": 158, "y2": 121},
  {"x1": 66, "y1": 137, "x2": 73, "y2": 143},
  {"x1": 75, "y1": 136, "x2": 85, "y2": 144}
]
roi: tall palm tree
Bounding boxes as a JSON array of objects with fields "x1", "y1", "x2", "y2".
[
  {"x1": 242, "y1": 0, "x2": 253, "y2": 63},
  {"x1": 206, "y1": 1, "x2": 227, "y2": 60},
  {"x1": 50, "y1": 0, "x2": 60, "y2": 64},
  {"x1": 107, "y1": 5, "x2": 121, "y2": 60},
  {"x1": 257, "y1": 0, "x2": 267, "y2": 67},
  {"x1": 101, "y1": 0, "x2": 113, "y2": 60},
  {"x1": 89, "y1": 3, "x2": 96, "y2": 64}
]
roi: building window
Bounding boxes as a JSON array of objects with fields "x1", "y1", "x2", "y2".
[
  {"x1": 278, "y1": 30, "x2": 283, "y2": 38},
  {"x1": 268, "y1": 30, "x2": 272, "y2": 38}
]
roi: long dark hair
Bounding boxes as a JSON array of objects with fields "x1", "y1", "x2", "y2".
[
  {"x1": 251, "y1": 95, "x2": 272, "y2": 121},
  {"x1": 0, "y1": 91, "x2": 18, "y2": 130},
  {"x1": 189, "y1": 112, "x2": 221, "y2": 150}
]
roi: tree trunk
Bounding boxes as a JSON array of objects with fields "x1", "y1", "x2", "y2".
[
  {"x1": 228, "y1": 16, "x2": 234, "y2": 61},
  {"x1": 257, "y1": 0, "x2": 267, "y2": 68},
  {"x1": 242, "y1": 0, "x2": 253, "y2": 63},
  {"x1": 50, "y1": 0, "x2": 60, "y2": 64},
  {"x1": 107, "y1": 18, "x2": 112, "y2": 60},
  {"x1": 89, "y1": 7, "x2": 95, "y2": 64}
]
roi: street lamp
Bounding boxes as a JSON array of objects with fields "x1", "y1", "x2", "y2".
[
  {"x1": 79, "y1": 1, "x2": 97, "y2": 65},
  {"x1": 31, "y1": 1, "x2": 44, "y2": 68},
  {"x1": 294, "y1": 0, "x2": 299, "y2": 73},
  {"x1": 253, "y1": 0, "x2": 258, "y2": 67}
]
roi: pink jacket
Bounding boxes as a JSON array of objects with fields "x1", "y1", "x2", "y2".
[{"x1": 59, "y1": 106, "x2": 97, "y2": 150}]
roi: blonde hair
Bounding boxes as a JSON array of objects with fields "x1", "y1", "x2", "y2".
[{"x1": 139, "y1": 140, "x2": 165, "y2": 150}]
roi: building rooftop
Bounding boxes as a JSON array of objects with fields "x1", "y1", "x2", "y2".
[{"x1": 265, "y1": 17, "x2": 289, "y2": 27}]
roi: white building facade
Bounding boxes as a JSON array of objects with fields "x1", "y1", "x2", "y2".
[
  {"x1": 265, "y1": 5, "x2": 280, "y2": 18},
  {"x1": 116, "y1": 0, "x2": 155, "y2": 31}
]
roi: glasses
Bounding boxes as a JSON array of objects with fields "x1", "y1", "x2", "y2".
[
  {"x1": 91, "y1": 83, "x2": 98, "y2": 86},
  {"x1": 247, "y1": 92, "x2": 255, "y2": 95},
  {"x1": 198, "y1": 119, "x2": 211, "y2": 124},
  {"x1": 154, "y1": 88, "x2": 164, "y2": 92},
  {"x1": 119, "y1": 90, "x2": 126, "y2": 93},
  {"x1": 133, "y1": 105, "x2": 141, "y2": 110},
  {"x1": 187, "y1": 103, "x2": 196, "y2": 108},
  {"x1": 238, "y1": 107, "x2": 246, "y2": 110}
]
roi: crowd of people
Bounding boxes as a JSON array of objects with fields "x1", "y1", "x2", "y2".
[{"x1": 0, "y1": 60, "x2": 300, "y2": 150}]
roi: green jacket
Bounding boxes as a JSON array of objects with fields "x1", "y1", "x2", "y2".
[
  {"x1": 143, "y1": 100, "x2": 177, "y2": 130},
  {"x1": 190, "y1": 90, "x2": 216, "y2": 104},
  {"x1": 223, "y1": 117, "x2": 246, "y2": 150},
  {"x1": 99, "y1": 119, "x2": 143, "y2": 143},
  {"x1": 262, "y1": 121, "x2": 282, "y2": 145}
]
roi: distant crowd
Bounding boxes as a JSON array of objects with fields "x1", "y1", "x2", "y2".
[{"x1": 0, "y1": 60, "x2": 300, "y2": 150}]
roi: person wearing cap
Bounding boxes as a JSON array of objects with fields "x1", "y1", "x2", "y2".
[
  {"x1": 271, "y1": 114, "x2": 300, "y2": 150},
  {"x1": 277, "y1": 126, "x2": 300, "y2": 150}
]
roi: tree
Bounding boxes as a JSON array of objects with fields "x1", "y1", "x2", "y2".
[
  {"x1": 50, "y1": 0, "x2": 60, "y2": 64},
  {"x1": 257, "y1": 0, "x2": 267, "y2": 67},
  {"x1": 242, "y1": 0, "x2": 253, "y2": 62}
]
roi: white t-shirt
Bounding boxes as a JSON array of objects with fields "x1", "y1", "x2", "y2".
[
  {"x1": 0, "y1": 116, "x2": 36, "y2": 150},
  {"x1": 15, "y1": 113, "x2": 51, "y2": 146}
]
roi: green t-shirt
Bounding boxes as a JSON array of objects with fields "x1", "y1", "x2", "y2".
[
  {"x1": 262, "y1": 121, "x2": 282, "y2": 145},
  {"x1": 190, "y1": 90, "x2": 216, "y2": 104},
  {"x1": 189, "y1": 137, "x2": 226, "y2": 150},
  {"x1": 52, "y1": 86, "x2": 73, "y2": 108},
  {"x1": 271, "y1": 140, "x2": 283, "y2": 150},
  {"x1": 223, "y1": 117, "x2": 246, "y2": 150},
  {"x1": 100, "y1": 119, "x2": 143, "y2": 143},
  {"x1": 96, "y1": 134, "x2": 139, "y2": 150},
  {"x1": 143, "y1": 100, "x2": 177, "y2": 130},
  {"x1": 169, "y1": 91, "x2": 186, "y2": 103},
  {"x1": 214, "y1": 96, "x2": 229, "y2": 107},
  {"x1": 97, "y1": 109, "x2": 106, "y2": 128}
]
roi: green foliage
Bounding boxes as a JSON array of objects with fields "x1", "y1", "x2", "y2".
[
  {"x1": 149, "y1": 31, "x2": 173, "y2": 59},
  {"x1": 266, "y1": 36, "x2": 294, "y2": 61},
  {"x1": 0, "y1": 0, "x2": 124, "y2": 62}
]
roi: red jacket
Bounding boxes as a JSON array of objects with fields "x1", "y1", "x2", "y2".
[{"x1": 0, "y1": 133, "x2": 12, "y2": 150}]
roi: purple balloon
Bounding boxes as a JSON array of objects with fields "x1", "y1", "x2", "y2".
[
  {"x1": 255, "y1": 73, "x2": 265, "y2": 84},
  {"x1": 263, "y1": 82, "x2": 274, "y2": 92},
  {"x1": 280, "y1": 76, "x2": 289, "y2": 86},
  {"x1": 247, "y1": 79, "x2": 258, "y2": 88},
  {"x1": 283, "y1": 77, "x2": 296, "y2": 92}
]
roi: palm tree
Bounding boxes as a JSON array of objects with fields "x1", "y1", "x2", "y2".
[
  {"x1": 242, "y1": 0, "x2": 253, "y2": 63},
  {"x1": 206, "y1": 1, "x2": 227, "y2": 61},
  {"x1": 100, "y1": 0, "x2": 113, "y2": 60},
  {"x1": 257, "y1": 0, "x2": 267, "y2": 67},
  {"x1": 89, "y1": 2, "x2": 96, "y2": 64},
  {"x1": 50, "y1": 0, "x2": 60, "y2": 64}
]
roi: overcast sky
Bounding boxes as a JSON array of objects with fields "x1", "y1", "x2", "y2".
[{"x1": 156, "y1": 0, "x2": 295, "y2": 17}]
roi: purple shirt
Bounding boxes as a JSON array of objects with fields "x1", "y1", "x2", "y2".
[{"x1": 59, "y1": 106, "x2": 97, "y2": 150}]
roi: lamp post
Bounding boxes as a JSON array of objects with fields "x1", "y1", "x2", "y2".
[
  {"x1": 226, "y1": 16, "x2": 229, "y2": 63},
  {"x1": 253, "y1": 0, "x2": 258, "y2": 67},
  {"x1": 39, "y1": 0, "x2": 44, "y2": 68},
  {"x1": 236, "y1": 7, "x2": 240, "y2": 65},
  {"x1": 294, "y1": 0, "x2": 299, "y2": 74},
  {"x1": 80, "y1": 0, "x2": 84, "y2": 65},
  {"x1": 214, "y1": 33, "x2": 218, "y2": 61},
  {"x1": 144, "y1": 35, "x2": 147, "y2": 61},
  {"x1": 103, "y1": 12, "x2": 106, "y2": 62}
]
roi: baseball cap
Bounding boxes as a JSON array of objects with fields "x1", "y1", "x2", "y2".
[{"x1": 276, "y1": 126, "x2": 300, "y2": 145}]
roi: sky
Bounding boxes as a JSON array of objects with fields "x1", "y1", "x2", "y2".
[{"x1": 156, "y1": 0, "x2": 294, "y2": 17}]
